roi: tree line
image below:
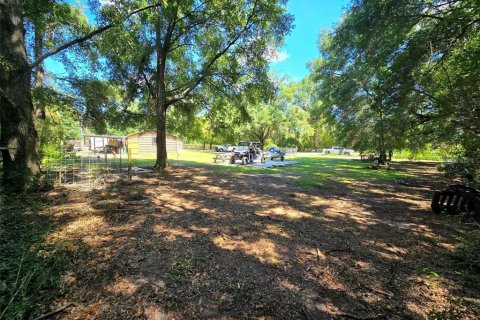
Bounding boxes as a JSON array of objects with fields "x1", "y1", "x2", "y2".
[
  {"x1": 0, "y1": 0, "x2": 292, "y2": 190},
  {"x1": 312, "y1": 0, "x2": 480, "y2": 167},
  {"x1": 1, "y1": 0, "x2": 479, "y2": 191}
]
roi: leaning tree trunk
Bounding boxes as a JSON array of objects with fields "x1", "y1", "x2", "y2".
[
  {"x1": 0, "y1": 0, "x2": 41, "y2": 190},
  {"x1": 34, "y1": 25, "x2": 46, "y2": 120}
]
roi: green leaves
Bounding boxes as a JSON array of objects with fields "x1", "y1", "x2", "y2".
[
  {"x1": 95, "y1": 0, "x2": 292, "y2": 109},
  {"x1": 313, "y1": 0, "x2": 480, "y2": 155}
]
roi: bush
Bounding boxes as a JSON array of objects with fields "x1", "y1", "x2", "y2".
[
  {"x1": 394, "y1": 148, "x2": 443, "y2": 161},
  {"x1": 41, "y1": 143, "x2": 62, "y2": 159},
  {"x1": 438, "y1": 157, "x2": 480, "y2": 188}
]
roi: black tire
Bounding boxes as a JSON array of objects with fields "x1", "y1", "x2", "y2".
[
  {"x1": 242, "y1": 157, "x2": 248, "y2": 165},
  {"x1": 230, "y1": 157, "x2": 235, "y2": 164},
  {"x1": 443, "y1": 191, "x2": 459, "y2": 215},
  {"x1": 471, "y1": 198, "x2": 480, "y2": 223},
  {"x1": 326, "y1": 151, "x2": 330, "y2": 155},
  {"x1": 280, "y1": 156, "x2": 284, "y2": 161},
  {"x1": 271, "y1": 157, "x2": 274, "y2": 161},
  {"x1": 431, "y1": 192, "x2": 443, "y2": 213},
  {"x1": 261, "y1": 156, "x2": 266, "y2": 164}
]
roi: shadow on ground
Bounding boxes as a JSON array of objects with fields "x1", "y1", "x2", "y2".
[{"x1": 40, "y1": 161, "x2": 478, "y2": 319}]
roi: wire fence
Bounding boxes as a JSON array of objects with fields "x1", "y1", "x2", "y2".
[
  {"x1": 42, "y1": 148, "x2": 129, "y2": 188},
  {"x1": 284, "y1": 148, "x2": 298, "y2": 155}
]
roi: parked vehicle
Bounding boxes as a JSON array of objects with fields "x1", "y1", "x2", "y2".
[
  {"x1": 230, "y1": 146, "x2": 266, "y2": 165},
  {"x1": 267, "y1": 147, "x2": 285, "y2": 161},
  {"x1": 238, "y1": 141, "x2": 261, "y2": 148},
  {"x1": 215, "y1": 144, "x2": 234, "y2": 152},
  {"x1": 323, "y1": 146, "x2": 354, "y2": 155},
  {"x1": 95, "y1": 145, "x2": 116, "y2": 154}
]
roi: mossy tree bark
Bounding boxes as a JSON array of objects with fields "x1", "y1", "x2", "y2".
[{"x1": 0, "y1": 0, "x2": 41, "y2": 190}]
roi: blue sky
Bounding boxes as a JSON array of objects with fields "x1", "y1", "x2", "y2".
[
  {"x1": 270, "y1": 0, "x2": 350, "y2": 81},
  {"x1": 46, "y1": 0, "x2": 350, "y2": 81}
]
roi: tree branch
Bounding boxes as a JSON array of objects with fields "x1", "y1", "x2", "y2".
[
  {"x1": 29, "y1": 3, "x2": 163, "y2": 69},
  {"x1": 166, "y1": 0, "x2": 259, "y2": 106}
]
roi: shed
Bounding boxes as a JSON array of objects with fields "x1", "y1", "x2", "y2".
[
  {"x1": 126, "y1": 131, "x2": 183, "y2": 155},
  {"x1": 83, "y1": 134, "x2": 124, "y2": 152}
]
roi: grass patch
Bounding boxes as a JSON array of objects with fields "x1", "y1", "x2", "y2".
[
  {"x1": 283, "y1": 156, "x2": 411, "y2": 186},
  {"x1": 166, "y1": 260, "x2": 193, "y2": 285},
  {"x1": 0, "y1": 194, "x2": 66, "y2": 319},
  {"x1": 105, "y1": 150, "x2": 413, "y2": 186},
  {"x1": 127, "y1": 187, "x2": 145, "y2": 201},
  {"x1": 395, "y1": 148, "x2": 444, "y2": 161}
]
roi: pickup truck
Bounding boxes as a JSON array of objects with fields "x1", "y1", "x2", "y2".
[{"x1": 323, "y1": 146, "x2": 354, "y2": 155}]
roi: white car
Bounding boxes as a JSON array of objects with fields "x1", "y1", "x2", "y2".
[
  {"x1": 323, "y1": 146, "x2": 354, "y2": 155},
  {"x1": 215, "y1": 144, "x2": 234, "y2": 152}
]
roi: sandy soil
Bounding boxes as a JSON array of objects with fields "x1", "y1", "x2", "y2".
[{"x1": 38, "y1": 161, "x2": 479, "y2": 319}]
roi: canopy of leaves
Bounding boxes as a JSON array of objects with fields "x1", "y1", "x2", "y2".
[
  {"x1": 312, "y1": 0, "x2": 480, "y2": 154},
  {"x1": 93, "y1": 0, "x2": 292, "y2": 120}
]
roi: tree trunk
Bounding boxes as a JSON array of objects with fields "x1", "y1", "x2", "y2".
[
  {"x1": 312, "y1": 127, "x2": 318, "y2": 150},
  {"x1": 379, "y1": 109, "x2": 386, "y2": 162},
  {"x1": 155, "y1": 102, "x2": 168, "y2": 170},
  {"x1": 153, "y1": 12, "x2": 168, "y2": 171},
  {"x1": 0, "y1": 0, "x2": 41, "y2": 190},
  {"x1": 259, "y1": 137, "x2": 265, "y2": 151},
  {"x1": 34, "y1": 26, "x2": 46, "y2": 120}
]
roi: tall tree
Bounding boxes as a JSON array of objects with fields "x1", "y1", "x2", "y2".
[
  {"x1": 0, "y1": 0, "x2": 163, "y2": 190},
  {"x1": 313, "y1": 0, "x2": 480, "y2": 157},
  {"x1": 1, "y1": 0, "x2": 41, "y2": 189},
  {"x1": 24, "y1": 0, "x2": 89, "y2": 120},
  {"x1": 243, "y1": 101, "x2": 282, "y2": 150},
  {"x1": 96, "y1": 0, "x2": 292, "y2": 171}
]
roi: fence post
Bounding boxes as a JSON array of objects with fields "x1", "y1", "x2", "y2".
[{"x1": 128, "y1": 148, "x2": 132, "y2": 181}]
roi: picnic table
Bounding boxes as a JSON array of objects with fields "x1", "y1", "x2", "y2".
[
  {"x1": 213, "y1": 152, "x2": 232, "y2": 163},
  {"x1": 360, "y1": 154, "x2": 375, "y2": 161}
]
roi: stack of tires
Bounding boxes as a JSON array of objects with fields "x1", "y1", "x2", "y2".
[{"x1": 431, "y1": 185, "x2": 480, "y2": 222}]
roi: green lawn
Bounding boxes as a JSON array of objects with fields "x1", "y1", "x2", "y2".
[
  {"x1": 39, "y1": 150, "x2": 412, "y2": 187},
  {"x1": 124, "y1": 150, "x2": 412, "y2": 186}
]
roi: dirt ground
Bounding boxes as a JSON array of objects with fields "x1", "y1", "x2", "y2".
[{"x1": 39, "y1": 161, "x2": 479, "y2": 319}]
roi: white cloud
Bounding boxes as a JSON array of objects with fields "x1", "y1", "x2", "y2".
[
  {"x1": 99, "y1": 0, "x2": 115, "y2": 6},
  {"x1": 271, "y1": 51, "x2": 289, "y2": 63},
  {"x1": 265, "y1": 47, "x2": 290, "y2": 63}
]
